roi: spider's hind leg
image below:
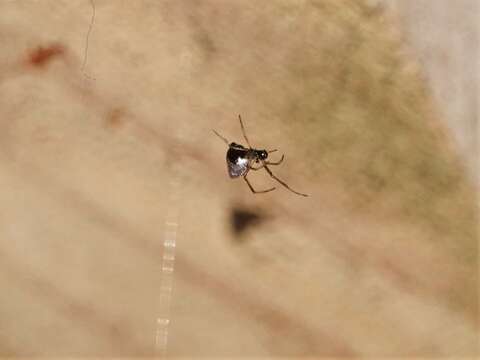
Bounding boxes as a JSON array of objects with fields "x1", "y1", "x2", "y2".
[
  {"x1": 212, "y1": 129, "x2": 229, "y2": 146},
  {"x1": 263, "y1": 165, "x2": 308, "y2": 197},
  {"x1": 243, "y1": 175, "x2": 275, "y2": 194},
  {"x1": 238, "y1": 115, "x2": 252, "y2": 148}
]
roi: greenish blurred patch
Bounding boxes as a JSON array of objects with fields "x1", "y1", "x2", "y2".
[
  {"x1": 282, "y1": 1, "x2": 476, "y2": 260},
  {"x1": 250, "y1": 0, "x2": 477, "y2": 315}
]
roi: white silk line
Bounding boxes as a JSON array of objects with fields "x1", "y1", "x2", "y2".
[{"x1": 155, "y1": 177, "x2": 181, "y2": 356}]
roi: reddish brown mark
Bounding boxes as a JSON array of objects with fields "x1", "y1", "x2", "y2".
[
  {"x1": 26, "y1": 43, "x2": 66, "y2": 68},
  {"x1": 105, "y1": 108, "x2": 127, "y2": 130}
]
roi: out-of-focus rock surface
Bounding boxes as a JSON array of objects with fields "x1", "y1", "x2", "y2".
[
  {"x1": 387, "y1": 0, "x2": 478, "y2": 180},
  {"x1": 0, "y1": 0, "x2": 477, "y2": 357}
]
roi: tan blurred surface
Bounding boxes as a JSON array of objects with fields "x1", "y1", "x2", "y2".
[{"x1": 0, "y1": 0, "x2": 477, "y2": 357}]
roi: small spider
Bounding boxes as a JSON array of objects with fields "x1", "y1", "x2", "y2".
[{"x1": 213, "y1": 115, "x2": 308, "y2": 197}]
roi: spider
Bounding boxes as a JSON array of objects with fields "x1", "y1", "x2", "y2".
[{"x1": 213, "y1": 115, "x2": 308, "y2": 197}]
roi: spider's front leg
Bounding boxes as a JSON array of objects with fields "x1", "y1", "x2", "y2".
[{"x1": 265, "y1": 154, "x2": 285, "y2": 166}]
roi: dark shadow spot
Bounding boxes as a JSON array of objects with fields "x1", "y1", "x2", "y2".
[
  {"x1": 26, "y1": 43, "x2": 66, "y2": 68},
  {"x1": 187, "y1": 10, "x2": 217, "y2": 59},
  {"x1": 230, "y1": 207, "x2": 265, "y2": 238},
  {"x1": 194, "y1": 30, "x2": 216, "y2": 57}
]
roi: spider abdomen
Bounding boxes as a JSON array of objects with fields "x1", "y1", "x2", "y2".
[{"x1": 226, "y1": 145, "x2": 251, "y2": 178}]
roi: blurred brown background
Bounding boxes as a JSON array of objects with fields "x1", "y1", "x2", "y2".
[{"x1": 0, "y1": 0, "x2": 477, "y2": 357}]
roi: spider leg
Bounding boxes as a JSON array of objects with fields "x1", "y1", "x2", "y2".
[
  {"x1": 228, "y1": 144, "x2": 248, "y2": 152},
  {"x1": 212, "y1": 129, "x2": 229, "y2": 146},
  {"x1": 249, "y1": 163, "x2": 265, "y2": 171},
  {"x1": 243, "y1": 175, "x2": 275, "y2": 194},
  {"x1": 263, "y1": 164, "x2": 308, "y2": 197},
  {"x1": 238, "y1": 114, "x2": 252, "y2": 148},
  {"x1": 265, "y1": 154, "x2": 285, "y2": 166}
]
